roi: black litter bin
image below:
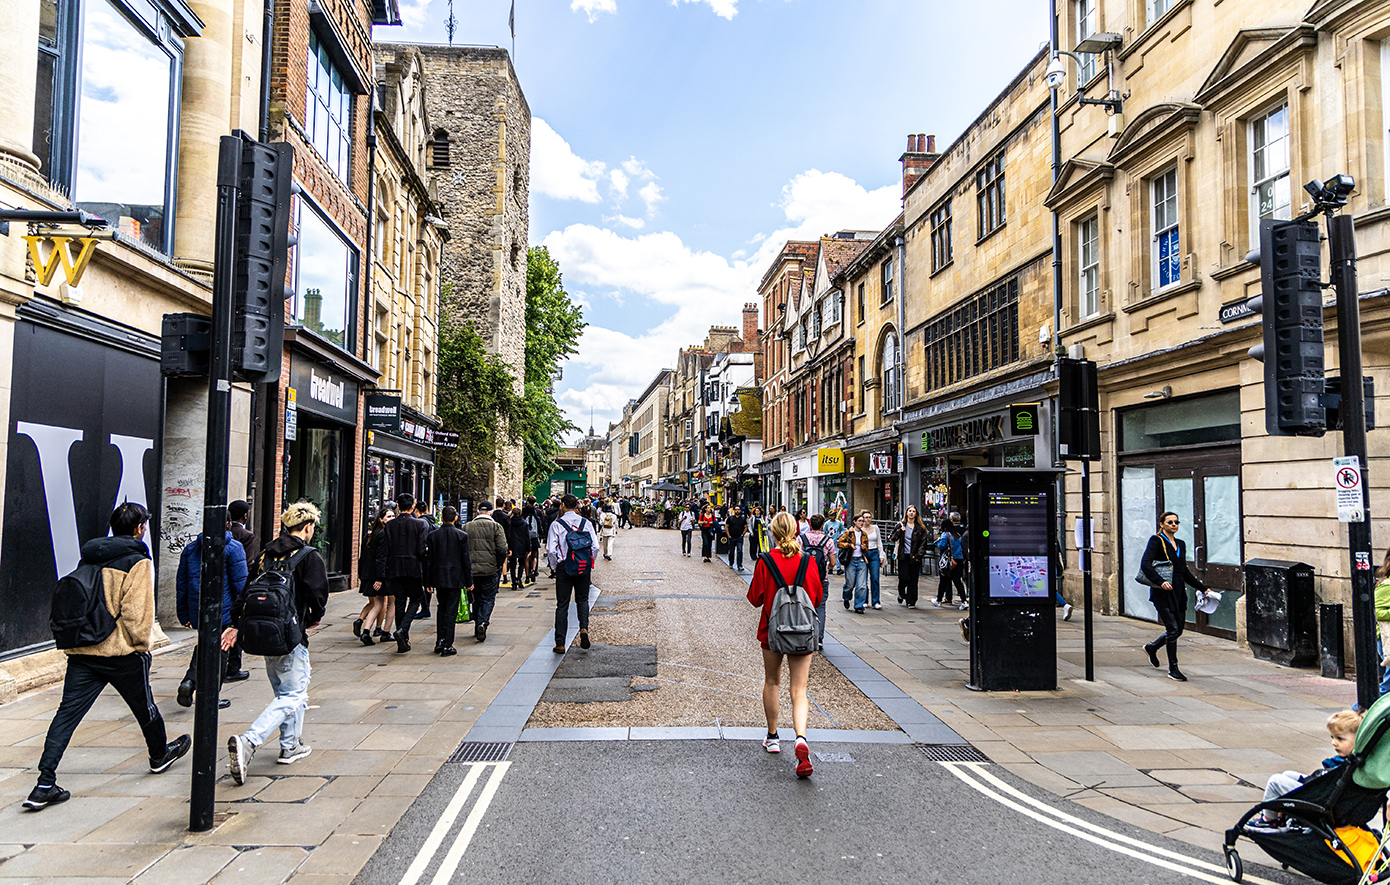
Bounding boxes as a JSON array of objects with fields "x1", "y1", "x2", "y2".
[{"x1": 1245, "y1": 558, "x2": 1318, "y2": 667}]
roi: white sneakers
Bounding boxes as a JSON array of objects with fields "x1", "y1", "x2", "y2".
[
  {"x1": 1063, "y1": 603, "x2": 1074, "y2": 621},
  {"x1": 763, "y1": 736, "x2": 780, "y2": 754}
]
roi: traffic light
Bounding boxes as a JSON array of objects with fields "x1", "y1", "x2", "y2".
[
  {"x1": 232, "y1": 133, "x2": 296, "y2": 383},
  {"x1": 1249, "y1": 217, "x2": 1326, "y2": 436},
  {"x1": 1058, "y1": 357, "x2": 1100, "y2": 461}
]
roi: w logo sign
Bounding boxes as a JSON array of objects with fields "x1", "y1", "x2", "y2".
[{"x1": 24, "y1": 236, "x2": 100, "y2": 287}]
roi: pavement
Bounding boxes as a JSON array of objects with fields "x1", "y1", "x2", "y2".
[{"x1": 0, "y1": 527, "x2": 1359, "y2": 882}]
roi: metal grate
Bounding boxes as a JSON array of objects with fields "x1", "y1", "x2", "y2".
[
  {"x1": 918, "y1": 744, "x2": 990, "y2": 763},
  {"x1": 446, "y1": 741, "x2": 513, "y2": 764}
]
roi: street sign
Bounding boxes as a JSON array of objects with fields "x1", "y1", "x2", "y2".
[{"x1": 1334, "y1": 455, "x2": 1364, "y2": 522}]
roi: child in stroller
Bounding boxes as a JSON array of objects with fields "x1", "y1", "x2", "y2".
[{"x1": 1255, "y1": 711, "x2": 1362, "y2": 828}]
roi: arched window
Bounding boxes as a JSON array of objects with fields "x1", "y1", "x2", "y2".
[
  {"x1": 432, "y1": 129, "x2": 450, "y2": 167},
  {"x1": 881, "y1": 330, "x2": 902, "y2": 413}
]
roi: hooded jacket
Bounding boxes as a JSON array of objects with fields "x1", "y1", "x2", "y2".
[
  {"x1": 68, "y1": 535, "x2": 155, "y2": 657},
  {"x1": 176, "y1": 531, "x2": 247, "y2": 628},
  {"x1": 234, "y1": 534, "x2": 329, "y2": 648}
]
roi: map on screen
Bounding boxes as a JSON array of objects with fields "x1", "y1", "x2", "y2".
[{"x1": 989, "y1": 555, "x2": 1050, "y2": 600}]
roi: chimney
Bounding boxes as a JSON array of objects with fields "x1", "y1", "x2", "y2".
[
  {"x1": 901, "y1": 132, "x2": 940, "y2": 197},
  {"x1": 742, "y1": 303, "x2": 759, "y2": 348}
]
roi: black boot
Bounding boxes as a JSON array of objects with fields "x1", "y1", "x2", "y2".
[
  {"x1": 1144, "y1": 643, "x2": 1161, "y2": 669},
  {"x1": 1168, "y1": 666, "x2": 1188, "y2": 681}
]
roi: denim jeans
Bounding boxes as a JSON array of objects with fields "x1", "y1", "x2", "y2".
[
  {"x1": 1379, "y1": 637, "x2": 1390, "y2": 697},
  {"x1": 845, "y1": 558, "x2": 868, "y2": 610},
  {"x1": 244, "y1": 643, "x2": 311, "y2": 752},
  {"x1": 728, "y1": 537, "x2": 744, "y2": 570},
  {"x1": 681, "y1": 530, "x2": 692, "y2": 555},
  {"x1": 865, "y1": 550, "x2": 881, "y2": 605},
  {"x1": 473, "y1": 572, "x2": 500, "y2": 627}
]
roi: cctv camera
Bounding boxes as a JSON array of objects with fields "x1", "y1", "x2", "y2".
[{"x1": 1046, "y1": 56, "x2": 1067, "y2": 89}]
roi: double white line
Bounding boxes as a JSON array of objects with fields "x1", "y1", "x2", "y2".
[
  {"x1": 399, "y1": 762, "x2": 511, "y2": 885},
  {"x1": 942, "y1": 762, "x2": 1281, "y2": 885}
]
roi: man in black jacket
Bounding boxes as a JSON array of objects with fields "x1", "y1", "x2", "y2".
[
  {"x1": 222, "y1": 502, "x2": 329, "y2": 784},
  {"x1": 376, "y1": 493, "x2": 430, "y2": 653},
  {"x1": 425, "y1": 506, "x2": 472, "y2": 655}
]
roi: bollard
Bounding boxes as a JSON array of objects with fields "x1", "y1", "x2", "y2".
[{"x1": 1321, "y1": 603, "x2": 1344, "y2": 680}]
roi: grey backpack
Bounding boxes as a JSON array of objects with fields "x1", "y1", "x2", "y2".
[{"x1": 760, "y1": 552, "x2": 819, "y2": 654}]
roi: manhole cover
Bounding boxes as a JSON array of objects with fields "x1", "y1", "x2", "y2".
[
  {"x1": 814, "y1": 752, "x2": 855, "y2": 763},
  {"x1": 918, "y1": 744, "x2": 990, "y2": 763}
]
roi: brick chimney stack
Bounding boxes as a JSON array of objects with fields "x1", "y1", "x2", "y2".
[
  {"x1": 901, "y1": 132, "x2": 940, "y2": 196},
  {"x1": 742, "y1": 303, "x2": 759, "y2": 348}
]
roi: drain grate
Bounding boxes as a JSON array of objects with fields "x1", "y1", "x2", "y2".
[
  {"x1": 918, "y1": 744, "x2": 991, "y2": 763},
  {"x1": 446, "y1": 741, "x2": 513, "y2": 763}
]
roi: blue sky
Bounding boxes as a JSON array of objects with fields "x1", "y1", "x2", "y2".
[{"x1": 376, "y1": 0, "x2": 1050, "y2": 439}]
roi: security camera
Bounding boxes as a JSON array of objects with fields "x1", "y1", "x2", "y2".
[{"x1": 1046, "y1": 56, "x2": 1067, "y2": 89}]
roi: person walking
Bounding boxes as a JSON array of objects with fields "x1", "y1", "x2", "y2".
[
  {"x1": 837, "y1": 513, "x2": 871, "y2": 614},
  {"x1": 1140, "y1": 511, "x2": 1207, "y2": 682},
  {"x1": 800, "y1": 514, "x2": 833, "y2": 646},
  {"x1": 724, "y1": 505, "x2": 748, "y2": 572},
  {"x1": 413, "y1": 501, "x2": 437, "y2": 619},
  {"x1": 698, "y1": 504, "x2": 716, "y2": 562},
  {"x1": 747, "y1": 511, "x2": 822, "y2": 778},
  {"x1": 824, "y1": 509, "x2": 845, "y2": 575},
  {"x1": 491, "y1": 499, "x2": 514, "y2": 587},
  {"x1": 677, "y1": 506, "x2": 696, "y2": 557},
  {"x1": 547, "y1": 494, "x2": 599, "y2": 654},
  {"x1": 619, "y1": 497, "x2": 632, "y2": 529},
  {"x1": 465, "y1": 501, "x2": 509, "y2": 642},
  {"x1": 377, "y1": 493, "x2": 430, "y2": 653},
  {"x1": 175, "y1": 527, "x2": 248, "y2": 710},
  {"x1": 859, "y1": 511, "x2": 884, "y2": 609},
  {"x1": 890, "y1": 506, "x2": 929, "y2": 608},
  {"x1": 354, "y1": 506, "x2": 396, "y2": 647},
  {"x1": 223, "y1": 502, "x2": 329, "y2": 784},
  {"x1": 523, "y1": 497, "x2": 542, "y2": 585},
  {"x1": 598, "y1": 504, "x2": 618, "y2": 561},
  {"x1": 24, "y1": 503, "x2": 191, "y2": 811},
  {"x1": 222, "y1": 499, "x2": 257, "y2": 682},
  {"x1": 934, "y1": 515, "x2": 967, "y2": 608},
  {"x1": 505, "y1": 503, "x2": 530, "y2": 590},
  {"x1": 425, "y1": 506, "x2": 472, "y2": 655}
]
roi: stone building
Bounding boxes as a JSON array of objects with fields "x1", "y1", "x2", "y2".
[
  {"x1": 627, "y1": 370, "x2": 674, "y2": 494},
  {"x1": 667, "y1": 345, "x2": 713, "y2": 491},
  {"x1": 363, "y1": 45, "x2": 447, "y2": 517},
  {"x1": 380, "y1": 43, "x2": 530, "y2": 501},
  {"x1": 1048, "y1": 0, "x2": 1390, "y2": 649},
  {"x1": 757, "y1": 241, "x2": 819, "y2": 510}
]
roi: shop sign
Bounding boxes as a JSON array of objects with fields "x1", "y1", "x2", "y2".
[
  {"x1": 25, "y1": 235, "x2": 100, "y2": 287},
  {"x1": 1219, "y1": 297, "x2": 1256, "y2": 324},
  {"x1": 1009, "y1": 403, "x2": 1040, "y2": 436},
  {"x1": 399, "y1": 418, "x2": 432, "y2": 445},
  {"x1": 924, "y1": 414, "x2": 1005, "y2": 452},
  {"x1": 433, "y1": 430, "x2": 459, "y2": 450},
  {"x1": 816, "y1": 447, "x2": 844, "y2": 474},
  {"x1": 285, "y1": 388, "x2": 298, "y2": 441},
  {"x1": 365, "y1": 394, "x2": 401, "y2": 433},
  {"x1": 870, "y1": 452, "x2": 895, "y2": 475},
  {"x1": 289, "y1": 357, "x2": 358, "y2": 423}
]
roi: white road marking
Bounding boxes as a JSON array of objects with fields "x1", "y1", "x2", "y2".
[
  {"x1": 943, "y1": 762, "x2": 1279, "y2": 884},
  {"x1": 398, "y1": 763, "x2": 485, "y2": 885},
  {"x1": 428, "y1": 761, "x2": 511, "y2": 885}
]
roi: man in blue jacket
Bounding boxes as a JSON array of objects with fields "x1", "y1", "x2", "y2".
[{"x1": 175, "y1": 530, "x2": 247, "y2": 710}]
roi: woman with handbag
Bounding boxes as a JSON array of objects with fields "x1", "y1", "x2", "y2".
[
  {"x1": 892, "y1": 505, "x2": 930, "y2": 607},
  {"x1": 934, "y1": 516, "x2": 966, "y2": 608},
  {"x1": 1139, "y1": 511, "x2": 1206, "y2": 682},
  {"x1": 837, "y1": 513, "x2": 871, "y2": 613}
]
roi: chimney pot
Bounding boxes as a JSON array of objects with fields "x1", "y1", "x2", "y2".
[
  {"x1": 907, "y1": 134, "x2": 916, "y2": 152},
  {"x1": 925, "y1": 134, "x2": 936, "y2": 153},
  {"x1": 917, "y1": 133, "x2": 926, "y2": 152}
]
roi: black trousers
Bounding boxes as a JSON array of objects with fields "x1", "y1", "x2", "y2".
[
  {"x1": 181, "y1": 641, "x2": 227, "y2": 692},
  {"x1": 700, "y1": 528, "x2": 714, "y2": 559},
  {"x1": 435, "y1": 587, "x2": 461, "y2": 648},
  {"x1": 681, "y1": 530, "x2": 692, "y2": 555},
  {"x1": 509, "y1": 548, "x2": 524, "y2": 586},
  {"x1": 898, "y1": 556, "x2": 922, "y2": 605},
  {"x1": 39, "y1": 652, "x2": 167, "y2": 781},
  {"x1": 393, "y1": 577, "x2": 425, "y2": 637},
  {"x1": 555, "y1": 571, "x2": 593, "y2": 645},
  {"x1": 936, "y1": 563, "x2": 965, "y2": 603},
  {"x1": 1148, "y1": 603, "x2": 1185, "y2": 666}
]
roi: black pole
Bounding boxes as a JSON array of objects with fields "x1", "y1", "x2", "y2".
[
  {"x1": 190, "y1": 135, "x2": 241, "y2": 832},
  {"x1": 1330, "y1": 213, "x2": 1377, "y2": 710},
  {"x1": 1081, "y1": 459, "x2": 1094, "y2": 681}
]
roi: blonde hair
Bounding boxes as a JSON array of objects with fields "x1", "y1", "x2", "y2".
[
  {"x1": 281, "y1": 501, "x2": 321, "y2": 531},
  {"x1": 769, "y1": 511, "x2": 801, "y2": 557},
  {"x1": 1328, "y1": 709, "x2": 1363, "y2": 738}
]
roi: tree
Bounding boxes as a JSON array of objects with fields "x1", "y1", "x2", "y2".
[
  {"x1": 434, "y1": 308, "x2": 526, "y2": 499},
  {"x1": 522, "y1": 247, "x2": 586, "y2": 484}
]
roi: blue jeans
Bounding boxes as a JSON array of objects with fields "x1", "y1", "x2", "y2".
[
  {"x1": 244, "y1": 644, "x2": 311, "y2": 751},
  {"x1": 728, "y1": 537, "x2": 744, "y2": 570},
  {"x1": 866, "y1": 550, "x2": 881, "y2": 605},
  {"x1": 845, "y1": 558, "x2": 868, "y2": 610},
  {"x1": 474, "y1": 572, "x2": 500, "y2": 626},
  {"x1": 1379, "y1": 638, "x2": 1390, "y2": 697}
]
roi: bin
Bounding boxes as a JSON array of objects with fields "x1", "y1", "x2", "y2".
[{"x1": 1245, "y1": 558, "x2": 1318, "y2": 667}]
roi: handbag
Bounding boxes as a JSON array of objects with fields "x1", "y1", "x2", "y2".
[
  {"x1": 1134, "y1": 534, "x2": 1176, "y2": 587},
  {"x1": 456, "y1": 590, "x2": 472, "y2": 624}
]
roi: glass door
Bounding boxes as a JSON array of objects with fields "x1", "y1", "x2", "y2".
[{"x1": 1154, "y1": 449, "x2": 1241, "y2": 638}]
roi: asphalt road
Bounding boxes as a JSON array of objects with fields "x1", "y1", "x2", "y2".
[{"x1": 355, "y1": 740, "x2": 1303, "y2": 885}]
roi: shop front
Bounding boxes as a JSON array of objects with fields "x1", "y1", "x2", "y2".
[
  {"x1": 364, "y1": 393, "x2": 438, "y2": 519},
  {"x1": 846, "y1": 449, "x2": 899, "y2": 521},
  {"x1": 782, "y1": 453, "x2": 814, "y2": 515},
  {"x1": 285, "y1": 353, "x2": 360, "y2": 590},
  {"x1": 813, "y1": 446, "x2": 847, "y2": 517}
]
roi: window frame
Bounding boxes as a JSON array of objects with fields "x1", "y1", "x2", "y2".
[
  {"x1": 880, "y1": 259, "x2": 895, "y2": 304},
  {"x1": 1248, "y1": 101, "x2": 1291, "y2": 248},
  {"x1": 930, "y1": 198, "x2": 953, "y2": 273},
  {"x1": 1150, "y1": 167, "x2": 1181, "y2": 291},
  {"x1": 880, "y1": 329, "x2": 902, "y2": 414},
  {"x1": 1147, "y1": 0, "x2": 1175, "y2": 27},
  {"x1": 977, "y1": 151, "x2": 1007, "y2": 239},
  {"x1": 305, "y1": 30, "x2": 353, "y2": 185},
  {"x1": 856, "y1": 283, "x2": 865, "y2": 323},
  {"x1": 292, "y1": 194, "x2": 360, "y2": 353},
  {"x1": 1074, "y1": 0, "x2": 1097, "y2": 84},
  {"x1": 1078, "y1": 214, "x2": 1100, "y2": 319}
]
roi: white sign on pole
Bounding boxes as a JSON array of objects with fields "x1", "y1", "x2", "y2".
[{"x1": 1334, "y1": 455, "x2": 1364, "y2": 523}]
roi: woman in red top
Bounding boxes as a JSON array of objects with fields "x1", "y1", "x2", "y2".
[
  {"x1": 698, "y1": 505, "x2": 716, "y2": 562},
  {"x1": 747, "y1": 511, "x2": 823, "y2": 778}
]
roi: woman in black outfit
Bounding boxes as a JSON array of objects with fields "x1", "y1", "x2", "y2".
[
  {"x1": 891, "y1": 505, "x2": 930, "y2": 607},
  {"x1": 354, "y1": 505, "x2": 397, "y2": 645},
  {"x1": 1139, "y1": 510, "x2": 1206, "y2": 682}
]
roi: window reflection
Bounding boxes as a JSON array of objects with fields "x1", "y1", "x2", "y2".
[
  {"x1": 295, "y1": 199, "x2": 354, "y2": 349},
  {"x1": 74, "y1": 0, "x2": 172, "y2": 251}
]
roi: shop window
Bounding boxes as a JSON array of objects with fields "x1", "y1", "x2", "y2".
[
  {"x1": 1118, "y1": 390, "x2": 1240, "y2": 451},
  {"x1": 1078, "y1": 214, "x2": 1100, "y2": 318},
  {"x1": 1120, "y1": 465, "x2": 1159, "y2": 620},
  {"x1": 1074, "y1": 0, "x2": 1097, "y2": 84},
  {"x1": 305, "y1": 31, "x2": 352, "y2": 184},
  {"x1": 1249, "y1": 102, "x2": 1291, "y2": 247},
  {"x1": 977, "y1": 151, "x2": 1006, "y2": 238},
  {"x1": 923, "y1": 276, "x2": 1019, "y2": 390},
  {"x1": 293, "y1": 197, "x2": 358, "y2": 351},
  {"x1": 930, "y1": 198, "x2": 952, "y2": 272},
  {"x1": 1150, "y1": 167, "x2": 1180, "y2": 290},
  {"x1": 35, "y1": 0, "x2": 188, "y2": 253}
]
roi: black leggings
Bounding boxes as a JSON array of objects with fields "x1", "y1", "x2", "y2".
[
  {"x1": 936, "y1": 563, "x2": 965, "y2": 603},
  {"x1": 1148, "y1": 604, "x2": 1185, "y2": 666},
  {"x1": 898, "y1": 556, "x2": 921, "y2": 605}
]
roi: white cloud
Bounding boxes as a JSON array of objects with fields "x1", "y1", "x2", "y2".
[
  {"x1": 639, "y1": 181, "x2": 665, "y2": 215},
  {"x1": 672, "y1": 0, "x2": 738, "y2": 19},
  {"x1": 571, "y1": 0, "x2": 617, "y2": 22},
  {"x1": 530, "y1": 118, "x2": 606, "y2": 203},
  {"x1": 396, "y1": 0, "x2": 432, "y2": 29},
  {"x1": 608, "y1": 169, "x2": 630, "y2": 198},
  {"x1": 757, "y1": 169, "x2": 900, "y2": 259},
  {"x1": 622, "y1": 157, "x2": 654, "y2": 178},
  {"x1": 605, "y1": 214, "x2": 645, "y2": 230}
]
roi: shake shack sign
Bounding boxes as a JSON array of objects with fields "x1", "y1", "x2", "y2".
[
  {"x1": 925, "y1": 414, "x2": 1005, "y2": 452},
  {"x1": 289, "y1": 357, "x2": 358, "y2": 423}
]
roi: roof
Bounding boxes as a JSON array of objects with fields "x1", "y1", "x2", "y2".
[
  {"x1": 757, "y1": 240, "x2": 820, "y2": 292},
  {"x1": 819, "y1": 236, "x2": 873, "y2": 284}
]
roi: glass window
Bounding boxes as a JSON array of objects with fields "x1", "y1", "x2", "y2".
[
  {"x1": 305, "y1": 31, "x2": 351, "y2": 184},
  {"x1": 930, "y1": 199, "x2": 953, "y2": 272},
  {"x1": 1121, "y1": 465, "x2": 1158, "y2": 620},
  {"x1": 881, "y1": 259, "x2": 894, "y2": 303},
  {"x1": 1119, "y1": 391, "x2": 1240, "y2": 451},
  {"x1": 1204, "y1": 474, "x2": 1240, "y2": 565},
  {"x1": 1075, "y1": 0, "x2": 1097, "y2": 83},
  {"x1": 1147, "y1": 0, "x2": 1174, "y2": 25},
  {"x1": 881, "y1": 331, "x2": 901, "y2": 413},
  {"x1": 1151, "y1": 168, "x2": 1180, "y2": 289},
  {"x1": 1250, "y1": 102, "x2": 1291, "y2": 246},
  {"x1": 294, "y1": 198, "x2": 357, "y2": 350},
  {"x1": 1078, "y1": 214, "x2": 1100, "y2": 318},
  {"x1": 977, "y1": 152, "x2": 1006, "y2": 237},
  {"x1": 856, "y1": 283, "x2": 865, "y2": 320}
]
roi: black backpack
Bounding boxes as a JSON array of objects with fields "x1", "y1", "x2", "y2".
[
  {"x1": 50, "y1": 561, "x2": 116, "y2": 649},
  {"x1": 799, "y1": 533, "x2": 829, "y2": 584},
  {"x1": 239, "y1": 546, "x2": 313, "y2": 656}
]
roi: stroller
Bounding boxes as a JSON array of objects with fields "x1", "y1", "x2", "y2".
[{"x1": 1223, "y1": 694, "x2": 1390, "y2": 883}]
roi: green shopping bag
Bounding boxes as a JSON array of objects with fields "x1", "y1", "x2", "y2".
[{"x1": 456, "y1": 591, "x2": 472, "y2": 624}]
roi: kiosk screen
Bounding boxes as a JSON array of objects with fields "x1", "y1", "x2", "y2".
[{"x1": 985, "y1": 492, "x2": 1050, "y2": 600}]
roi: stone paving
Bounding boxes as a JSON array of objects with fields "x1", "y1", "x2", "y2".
[{"x1": 0, "y1": 526, "x2": 1364, "y2": 881}]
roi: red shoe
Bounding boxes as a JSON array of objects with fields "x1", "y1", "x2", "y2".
[{"x1": 794, "y1": 738, "x2": 813, "y2": 778}]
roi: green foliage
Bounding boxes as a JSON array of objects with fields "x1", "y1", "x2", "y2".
[
  {"x1": 522, "y1": 247, "x2": 586, "y2": 484},
  {"x1": 434, "y1": 309, "x2": 525, "y2": 498}
]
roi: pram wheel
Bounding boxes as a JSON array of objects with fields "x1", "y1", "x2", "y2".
[{"x1": 1223, "y1": 848, "x2": 1243, "y2": 882}]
